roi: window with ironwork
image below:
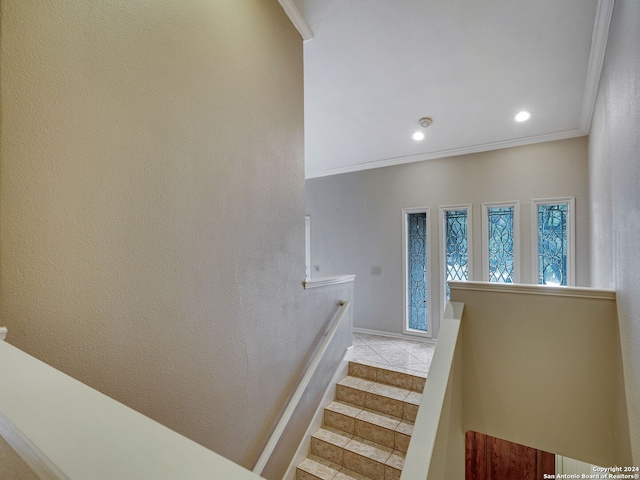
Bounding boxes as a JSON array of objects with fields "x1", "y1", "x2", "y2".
[
  {"x1": 441, "y1": 206, "x2": 471, "y2": 302},
  {"x1": 403, "y1": 209, "x2": 429, "y2": 335},
  {"x1": 483, "y1": 202, "x2": 519, "y2": 283},
  {"x1": 533, "y1": 198, "x2": 574, "y2": 286}
]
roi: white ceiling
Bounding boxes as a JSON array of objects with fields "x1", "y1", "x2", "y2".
[{"x1": 291, "y1": 0, "x2": 612, "y2": 178}]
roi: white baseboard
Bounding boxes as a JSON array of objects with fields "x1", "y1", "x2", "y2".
[
  {"x1": 282, "y1": 346, "x2": 354, "y2": 480},
  {"x1": 0, "y1": 327, "x2": 7, "y2": 341},
  {"x1": 353, "y1": 327, "x2": 437, "y2": 346}
]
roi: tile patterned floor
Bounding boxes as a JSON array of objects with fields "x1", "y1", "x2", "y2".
[{"x1": 351, "y1": 332, "x2": 436, "y2": 378}]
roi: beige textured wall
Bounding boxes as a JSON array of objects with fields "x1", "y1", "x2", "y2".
[
  {"x1": 0, "y1": 0, "x2": 351, "y2": 471},
  {"x1": 0, "y1": 436, "x2": 39, "y2": 480},
  {"x1": 306, "y1": 137, "x2": 590, "y2": 337},
  {"x1": 589, "y1": 0, "x2": 640, "y2": 464}
]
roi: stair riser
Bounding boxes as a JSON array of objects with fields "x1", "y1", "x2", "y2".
[
  {"x1": 403, "y1": 403, "x2": 418, "y2": 422},
  {"x1": 324, "y1": 409, "x2": 355, "y2": 435},
  {"x1": 354, "y1": 419, "x2": 394, "y2": 450},
  {"x1": 343, "y1": 450, "x2": 385, "y2": 480},
  {"x1": 310, "y1": 437, "x2": 344, "y2": 466},
  {"x1": 335, "y1": 385, "x2": 418, "y2": 421},
  {"x1": 365, "y1": 392, "x2": 403, "y2": 418},
  {"x1": 348, "y1": 363, "x2": 426, "y2": 393},
  {"x1": 335, "y1": 384, "x2": 366, "y2": 408},
  {"x1": 386, "y1": 465, "x2": 402, "y2": 480},
  {"x1": 394, "y1": 431, "x2": 410, "y2": 453},
  {"x1": 296, "y1": 468, "x2": 324, "y2": 480}
]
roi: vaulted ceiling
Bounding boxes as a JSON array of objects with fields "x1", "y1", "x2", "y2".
[{"x1": 287, "y1": 0, "x2": 613, "y2": 178}]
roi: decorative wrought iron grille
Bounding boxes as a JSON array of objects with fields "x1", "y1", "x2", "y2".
[
  {"x1": 538, "y1": 203, "x2": 568, "y2": 285},
  {"x1": 407, "y1": 212, "x2": 427, "y2": 331},
  {"x1": 487, "y1": 207, "x2": 515, "y2": 283},
  {"x1": 445, "y1": 210, "x2": 468, "y2": 300}
]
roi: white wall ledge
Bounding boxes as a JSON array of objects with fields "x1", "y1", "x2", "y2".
[
  {"x1": 0, "y1": 341, "x2": 261, "y2": 480},
  {"x1": 303, "y1": 275, "x2": 355, "y2": 289},
  {"x1": 449, "y1": 281, "x2": 616, "y2": 300},
  {"x1": 0, "y1": 328, "x2": 7, "y2": 341}
]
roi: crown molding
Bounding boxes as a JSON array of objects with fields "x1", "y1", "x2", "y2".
[
  {"x1": 306, "y1": 129, "x2": 586, "y2": 179},
  {"x1": 579, "y1": 0, "x2": 615, "y2": 133},
  {"x1": 278, "y1": 0, "x2": 314, "y2": 41}
]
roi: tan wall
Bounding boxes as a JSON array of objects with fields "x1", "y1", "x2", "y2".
[
  {"x1": 451, "y1": 284, "x2": 626, "y2": 467},
  {"x1": 0, "y1": 0, "x2": 350, "y2": 471},
  {"x1": 0, "y1": 436, "x2": 39, "y2": 480},
  {"x1": 589, "y1": 0, "x2": 640, "y2": 463}
]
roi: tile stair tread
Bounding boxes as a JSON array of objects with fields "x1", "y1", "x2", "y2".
[
  {"x1": 355, "y1": 408, "x2": 401, "y2": 430},
  {"x1": 297, "y1": 455, "x2": 341, "y2": 480},
  {"x1": 366, "y1": 382, "x2": 411, "y2": 401},
  {"x1": 333, "y1": 467, "x2": 372, "y2": 480},
  {"x1": 337, "y1": 375, "x2": 422, "y2": 405},
  {"x1": 395, "y1": 420, "x2": 414, "y2": 436},
  {"x1": 405, "y1": 391, "x2": 422, "y2": 405},
  {"x1": 310, "y1": 428, "x2": 405, "y2": 469},
  {"x1": 312, "y1": 426, "x2": 352, "y2": 447},
  {"x1": 343, "y1": 435, "x2": 393, "y2": 463},
  {"x1": 337, "y1": 376, "x2": 375, "y2": 391},
  {"x1": 296, "y1": 456, "x2": 374, "y2": 480},
  {"x1": 386, "y1": 450, "x2": 406, "y2": 470},
  {"x1": 326, "y1": 400, "x2": 363, "y2": 417}
]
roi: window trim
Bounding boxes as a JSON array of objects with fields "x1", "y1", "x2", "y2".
[
  {"x1": 531, "y1": 197, "x2": 576, "y2": 286},
  {"x1": 439, "y1": 204, "x2": 473, "y2": 315},
  {"x1": 402, "y1": 207, "x2": 431, "y2": 338},
  {"x1": 482, "y1": 201, "x2": 520, "y2": 283}
]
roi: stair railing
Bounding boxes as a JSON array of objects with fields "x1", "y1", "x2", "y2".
[{"x1": 253, "y1": 299, "x2": 352, "y2": 475}]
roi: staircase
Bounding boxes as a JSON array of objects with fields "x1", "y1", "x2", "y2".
[{"x1": 296, "y1": 361, "x2": 425, "y2": 480}]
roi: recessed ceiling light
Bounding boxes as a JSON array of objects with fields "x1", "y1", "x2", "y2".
[
  {"x1": 412, "y1": 117, "x2": 432, "y2": 141},
  {"x1": 413, "y1": 131, "x2": 425, "y2": 141},
  {"x1": 514, "y1": 111, "x2": 532, "y2": 122}
]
